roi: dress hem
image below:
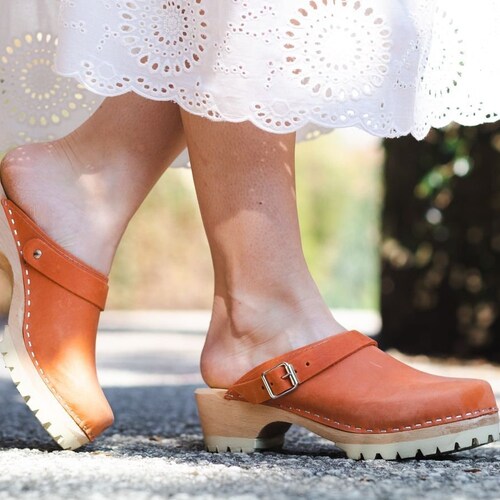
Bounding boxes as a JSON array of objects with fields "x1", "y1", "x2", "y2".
[{"x1": 55, "y1": 67, "x2": 500, "y2": 142}]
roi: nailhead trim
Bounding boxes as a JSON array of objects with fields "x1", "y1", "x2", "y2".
[{"x1": 6, "y1": 204, "x2": 93, "y2": 439}]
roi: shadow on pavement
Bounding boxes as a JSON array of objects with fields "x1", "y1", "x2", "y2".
[
  {"x1": 1, "y1": 379, "x2": 493, "y2": 465},
  {"x1": 97, "y1": 352, "x2": 201, "y2": 376}
]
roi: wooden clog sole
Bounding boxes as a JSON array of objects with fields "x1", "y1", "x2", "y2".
[{"x1": 196, "y1": 388, "x2": 500, "y2": 460}]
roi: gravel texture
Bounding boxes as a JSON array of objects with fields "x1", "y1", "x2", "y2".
[{"x1": 0, "y1": 311, "x2": 499, "y2": 500}]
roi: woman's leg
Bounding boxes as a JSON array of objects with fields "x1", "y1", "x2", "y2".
[
  {"x1": 180, "y1": 110, "x2": 347, "y2": 388},
  {"x1": 184, "y1": 112, "x2": 500, "y2": 460},
  {"x1": 0, "y1": 93, "x2": 186, "y2": 274}
]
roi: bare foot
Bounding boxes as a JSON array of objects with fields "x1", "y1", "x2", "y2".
[
  {"x1": 0, "y1": 138, "x2": 132, "y2": 274},
  {"x1": 0, "y1": 95, "x2": 186, "y2": 275}
]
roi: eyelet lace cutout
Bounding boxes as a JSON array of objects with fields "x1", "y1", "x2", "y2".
[
  {"x1": 419, "y1": 7, "x2": 464, "y2": 101},
  {"x1": 119, "y1": 0, "x2": 208, "y2": 75},
  {"x1": 284, "y1": 1, "x2": 392, "y2": 102},
  {"x1": 0, "y1": 28, "x2": 98, "y2": 149},
  {"x1": 1, "y1": 0, "x2": 499, "y2": 156}
]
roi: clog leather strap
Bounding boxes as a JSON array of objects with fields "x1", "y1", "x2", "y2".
[
  {"x1": 22, "y1": 238, "x2": 109, "y2": 310},
  {"x1": 226, "y1": 330, "x2": 377, "y2": 404},
  {"x1": 2, "y1": 199, "x2": 109, "y2": 311}
]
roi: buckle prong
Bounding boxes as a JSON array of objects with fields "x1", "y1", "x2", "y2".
[{"x1": 261, "y1": 362, "x2": 299, "y2": 399}]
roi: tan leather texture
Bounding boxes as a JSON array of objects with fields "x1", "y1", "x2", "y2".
[
  {"x1": 22, "y1": 237, "x2": 108, "y2": 310},
  {"x1": 228, "y1": 330, "x2": 377, "y2": 404},
  {"x1": 2, "y1": 198, "x2": 114, "y2": 440},
  {"x1": 226, "y1": 331, "x2": 499, "y2": 435}
]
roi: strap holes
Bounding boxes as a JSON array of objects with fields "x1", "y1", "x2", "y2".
[{"x1": 305, "y1": 361, "x2": 310, "y2": 366}]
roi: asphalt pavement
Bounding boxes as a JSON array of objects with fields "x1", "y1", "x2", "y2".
[{"x1": 0, "y1": 311, "x2": 499, "y2": 500}]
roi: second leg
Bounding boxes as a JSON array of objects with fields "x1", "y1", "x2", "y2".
[{"x1": 180, "y1": 111, "x2": 347, "y2": 388}]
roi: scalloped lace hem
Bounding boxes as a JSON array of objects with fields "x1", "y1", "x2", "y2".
[
  {"x1": 2, "y1": 0, "x2": 499, "y2": 153},
  {"x1": 54, "y1": 68, "x2": 500, "y2": 142}
]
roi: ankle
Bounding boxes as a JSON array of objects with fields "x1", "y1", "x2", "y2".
[{"x1": 200, "y1": 282, "x2": 346, "y2": 388}]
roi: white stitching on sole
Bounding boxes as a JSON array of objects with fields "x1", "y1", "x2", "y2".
[{"x1": 6, "y1": 204, "x2": 90, "y2": 436}]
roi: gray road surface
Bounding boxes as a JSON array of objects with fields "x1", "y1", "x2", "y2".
[{"x1": 0, "y1": 311, "x2": 499, "y2": 500}]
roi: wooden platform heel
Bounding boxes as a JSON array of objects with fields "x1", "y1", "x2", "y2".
[{"x1": 195, "y1": 388, "x2": 291, "y2": 452}]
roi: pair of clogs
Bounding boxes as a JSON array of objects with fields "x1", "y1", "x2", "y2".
[{"x1": 0, "y1": 186, "x2": 498, "y2": 459}]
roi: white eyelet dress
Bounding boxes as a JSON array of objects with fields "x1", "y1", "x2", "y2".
[{"x1": 1, "y1": 0, "x2": 499, "y2": 165}]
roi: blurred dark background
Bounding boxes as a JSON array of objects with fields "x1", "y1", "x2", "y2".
[{"x1": 380, "y1": 122, "x2": 500, "y2": 361}]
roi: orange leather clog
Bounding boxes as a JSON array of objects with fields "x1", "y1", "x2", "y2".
[
  {"x1": 195, "y1": 330, "x2": 500, "y2": 459},
  {"x1": 0, "y1": 184, "x2": 113, "y2": 449}
]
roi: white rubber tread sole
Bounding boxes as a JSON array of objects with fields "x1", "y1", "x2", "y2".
[
  {"x1": 204, "y1": 435, "x2": 285, "y2": 453},
  {"x1": 195, "y1": 388, "x2": 500, "y2": 460},
  {"x1": 0, "y1": 326, "x2": 90, "y2": 450},
  {"x1": 335, "y1": 423, "x2": 499, "y2": 460},
  {"x1": 0, "y1": 184, "x2": 89, "y2": 450}
]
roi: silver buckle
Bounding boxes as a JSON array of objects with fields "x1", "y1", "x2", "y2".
[{"x1": 261, "y1": 362, "x2": 299, "y2": 399}]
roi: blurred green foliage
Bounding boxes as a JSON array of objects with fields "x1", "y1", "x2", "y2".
[
  {"x1": 296, "y1": 132, "x2": 382, "y2": 309},
  {"x1": 381, "y1": 122, "x2": 500, "y2": 359},
  {"x1": 0, "y1": 131, "x2": 383, "y2": 312},
  {"x1": 108, "y1": 131, "x2": 383, "y2": 310}
]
